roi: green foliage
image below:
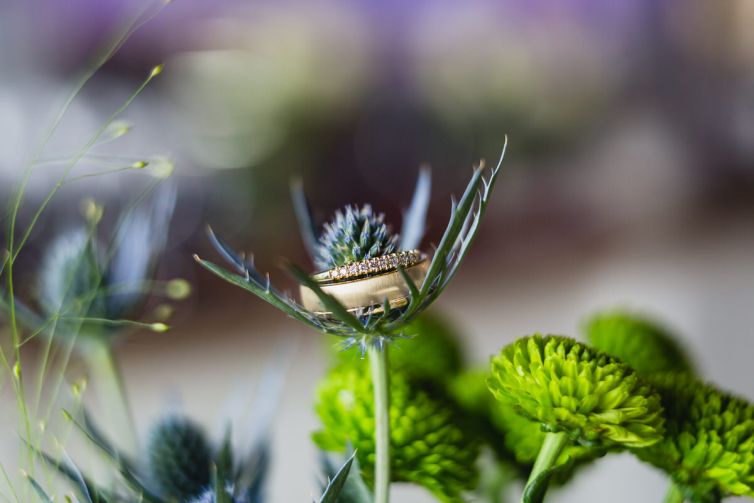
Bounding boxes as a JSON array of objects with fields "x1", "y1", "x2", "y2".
[
  {"x1": 147, "y1": 416, "x2": 213, "y2": 501},
  {"x1": 313, "y1": 362, "x2": 480, "y2": 503},
  {"x1": 316, "y1": 205, "x2": 399, "y2": 269},
  {"x1": 584, "y1": 311, "x2": 693, "y2": 375},
  {"x1": 634, "y1": 373, "x2": 754, "y2": 501},
  {"x1": 488, "y1": 335, "x2": 664, "y2": 449}
]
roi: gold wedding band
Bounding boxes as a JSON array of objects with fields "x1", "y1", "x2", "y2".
[
  {"x1": 311, "y1": 250, "x2": 423, "y2": 283},
  {"x1": 301, "y1": 256, "x2": 429, "y2": 316}
]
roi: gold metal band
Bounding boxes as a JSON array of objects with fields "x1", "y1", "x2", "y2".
[
  {"x1": 300, "y1": 257, "x2": 429, "y2": 315},
  {"x1": 311, "y1": 250, "x2": 423, "y2": 283}
]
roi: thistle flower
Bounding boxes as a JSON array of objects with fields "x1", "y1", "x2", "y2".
[
  {"x1": 634, "y1": 373, "x2": 754, "y2": 502},
  {"x1": 5, "y1": 186, "x2": 181, "y2": 342},
  {"x1": 584, "y1": 311, "x2": 694, "y2": 375},
  {"x1": 487, "y1": 335, "x2": 664, "y2": 448},
  {"x1": 316, "y1": 204, "x2": 399, "y2": 269},
  {"x1": 312, "y1": 362, "x2": 480, "y2": 502},
  {"x1": 148, "y1": 416, "x2": 213, "y2": 501},
  {"x1": 38, "y1": 408, "x2": 269, "y2": 503},
  {"x1": 194, "y1": 142, "x2": 507, "y2": 351}
]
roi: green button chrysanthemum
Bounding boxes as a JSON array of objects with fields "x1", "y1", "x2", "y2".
[
  {"x1": 487, "y1": 335, "x2": 664, "y2": 448},
  {"x1": 584, "y1": 311, "x2": 693, "y2": 375},
  {"x1": 634, "y1": 373, "x2": 754, "y2": 501},
  {"x1": 313, "y1": 363, "x2": 479, "y2": 503},
  {"x1": 451, "y1": 369, "x2": 600, "y2": 472}
]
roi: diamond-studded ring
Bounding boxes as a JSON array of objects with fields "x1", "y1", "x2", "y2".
[
  {"x1": 311, "y1": 250, "x2": 424, "y2": 284},
  {"x1": 300, "y1": 255, "x2": 429, "y2": 315}
]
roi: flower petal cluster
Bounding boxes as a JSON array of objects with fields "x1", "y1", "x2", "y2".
[
  {"x1": 584, "y1": 311, "x2": 693, "y2": 375},
  {"x1": 316, "y1": 204, "x2": 398, "y2": 269},
  {"x1": 450, "y1": 369, "x2": 600, "y2": 477},
  {"x1": 196, "y1": 143, "x2": 507, "y2": 349},
  {"x1": 313, "y1": 362, "x2": 480, "y2": 502},
  {"x1": 634, "y1": 373, "x2": 754, "y2": 501},
  {"x1": 148, "y1": 416, "x2": 213, "y2": 501},
  {"x1": 487, "y1": 335, "x2": 664, "y2": 448}
]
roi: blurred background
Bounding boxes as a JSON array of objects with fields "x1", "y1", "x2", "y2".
[{"x1": 1, "y1": 0, "x2": 753, "y2": 501}]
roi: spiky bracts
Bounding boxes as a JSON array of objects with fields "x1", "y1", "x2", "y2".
[
  {"x1": 584, "y1": 311, "x2": 693, "y2": 375},
  {"x1": 487, "y1": 335, "x2": 664, "y2": 448},
  {"x1": 313, "y1": 363, "x2": 479, "y2": 503},
  {"x1": 316, "y1": 205, "x2": 399, "y2": 269},
  {"x1": 38, "y1": 230, "x2": 108, "y2": 329},
  {"x1": 634, "y1": 373, "x2": 754, "y2": 501},
  {"x1": 334, "y1": 313, "x2": 465, "y2": 383},
  {"x1": 147, "y1": 416, "x2": 213, "y2": 501}
]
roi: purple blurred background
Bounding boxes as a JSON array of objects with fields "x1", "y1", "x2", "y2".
[{"x1": 1, "y1": 0, "x2": 753, "y2": 501}]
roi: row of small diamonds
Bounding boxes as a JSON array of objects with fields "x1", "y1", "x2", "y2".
[{"x1": 328, "y1": 250, "x2": 421, "y2": 281}]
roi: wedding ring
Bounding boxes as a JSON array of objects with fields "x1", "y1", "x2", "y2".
[
  {"x1": 301, "y1": 256, "x2": 429, "y2": 316},
  {"x1": 311, "y1": 250, "x2": 423, "y2": 283}
]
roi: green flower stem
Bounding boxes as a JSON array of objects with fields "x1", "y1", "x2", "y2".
[
  {"x1": 369, "y1": 344, "x2": 391, "y2": 503},
  {"x1": 662, "y1": 483, "x2": 685, "y2": 503},
  {"x1": 521, "y1": 431, "x2": 568, "y2": 503},
  {"x1": 83, "y1": 339, "x2": 139, "y2": 456}
]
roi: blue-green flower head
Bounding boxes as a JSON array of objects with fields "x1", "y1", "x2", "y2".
[
  {"x1": 25, "y1": 187, "x2": 180, "y2": 341},
  {"x1": 487, "y1": 335, "x2": 664, "y2": 448},
  {"x1": 584, "y1": 310, "x2": 693, "y2": 375},
  {"x1": 147, "y1": 415, "x2": 213, "y2": 501},
  {"x1": 316, "y1": 204, "x2": 399, "y2": 269},
  {"x1": 197, "y1": 145, "x2": 508, "y2": 349},
  {"x1": 313, "y1": 363, "x2": 480, "y2": 502},
  {"x1": 634, "y1": 373, "x2": 754, "y2": 501}
]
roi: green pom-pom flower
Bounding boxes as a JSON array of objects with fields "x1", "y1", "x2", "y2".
[
  {"x1": 487, "y1": 335, "x2": 664, "y2": 448},
  {"x1": 316, "y1": 204, "x2": 399, "y2": 269},
  {"x1": 147, "y1": 416, "x2": 213, "y2": 501},
  {"x1": 450, "y1": 369, "x2": 600, "y2": 473},
  {"x1": 635, "y1": 373, "x2": 754, "y2": 501},
  {"x1": 313, "y1": 363, "x2": 479, "y2": 502},
  {"x1": 584, "y1": 311, "x2": 693, "y2": 375}
]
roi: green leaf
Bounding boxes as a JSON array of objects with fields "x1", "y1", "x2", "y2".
[
  {"x1": 400, "y1": 167, "x2": 431, "y2": 251},
  {"x1": 25, "y1": 474, "x2": 56, "y2": 503},
  {"x1": 194, "y1": 255, "x2": 320, "y2": 329},
  {"x1": 287, "y1": 262, "x2": 367, "y2": 334},
  {"x1": 64, "y1": 409, "x2": 163, "y2": 502},
  {"x1": 319, "y1": 452, "x2": 358, "y2": 503},
  {"x1": 320, "y1": 453, "x2": 373, "y2": 503}
]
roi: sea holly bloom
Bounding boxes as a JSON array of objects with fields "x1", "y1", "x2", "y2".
[
  {"x1": 193, "y1": 141, "x2": 507, "y2": 352},
  {"x1": 196, "y1": 142, "x2": 506, "y2": 503},
  {"x1": 487, "y1": 335, "x2": 664, "y2": 502},
  {"x1": 583, "y1": 310, "x2": 694, "y2": 376},
  {"x1": 634, "y1": 373, "x2": 754, "y2": 503},
  {"x1": 5, "y1": 187, "x2": 181, "y2": 342}
]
